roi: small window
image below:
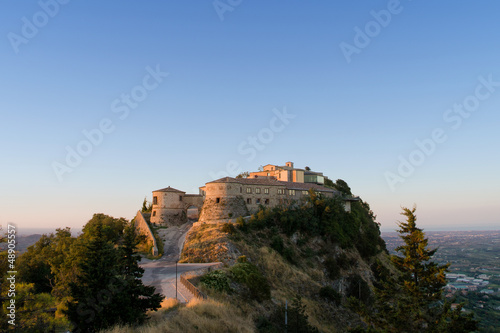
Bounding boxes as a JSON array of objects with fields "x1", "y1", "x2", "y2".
[
  {"x1": 179, "y1": 195, "x2": 183, "y2": 201},
  {"x1": 152, "y1": 211, "x2": 156, "y2": 217},
  {"x1": 246, "y1": 198, "x2": 252, "y2": 204},
  {"x1": 256, "y1": 198, "x2": 261, "y2": 204},
  {"x1": 302, "y1": 190, "x2": 308, "y2": 195},
  {"x1": 265, "y1": 199, "x2": 270, "y2": 205},
  {"x1": 288, "y1": 190, "x2": 295, "y2": 196},
  {"x1": 256, "y1": 188, "x2": 261, "y2": 194},
  {"x1": 246, "y1": 188, "x2": 252, "y2": 194},
  {"x1": 216, "y1": 198, "x2": 220, "y2": 203},
  {"x1": 264, "y1": 188, "x2": 269, "y2": 194},
  {"x1": 153, "y1": 196, "x2": 158, "y2": 205},
  {"x1": 240, "y1": 187, "x2": 242, "y2": 193}
]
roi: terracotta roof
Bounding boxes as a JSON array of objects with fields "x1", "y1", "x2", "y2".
[
  {"x1": 207, "y1": 177, "x2": 282, "y2": 186},
  {"x1": 281, "y1": 181, "x2": 338, "y2": 193},
  {"x1": 206, "y1": 177, "x2": 339, "y2": 194},
  {"x1": 153, "y1": 186, "x2": 185, "y2": 193}
]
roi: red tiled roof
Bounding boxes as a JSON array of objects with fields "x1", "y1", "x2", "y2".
[
  {"x1": 153, "y1": 186, "x2": 185, "y2": 193},
  {"x1": 280, "y1": 181, "x2": 338, "y2": 193},
  {"x1": 206, "y1": 177, "x2": 339, "y2": 194}
]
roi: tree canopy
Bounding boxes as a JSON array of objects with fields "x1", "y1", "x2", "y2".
[{"x1": 5, "y1": 214, "x2": 163, "y2": 332}]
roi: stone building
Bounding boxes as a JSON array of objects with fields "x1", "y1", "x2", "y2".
[
  {"x1": 198, "y1": 176, "x2": 350, "y2": 221},
  {"x1": 150, "y1": 186, "x2": 203, "y2": 225},
  {"x1": 150, "y1": 162, "x2": 358, "y2": 225},
  {"x1": 248, "y1": 161, "x2": 328, "y2": 184}
]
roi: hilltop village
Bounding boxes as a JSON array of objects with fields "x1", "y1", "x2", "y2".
[{"x1": 150, "y1": 161, "x2": 359, "y2": 226}]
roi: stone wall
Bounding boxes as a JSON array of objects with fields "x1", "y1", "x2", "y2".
[
  {"x1": 199, "y1": 196, "x2": 249, "y2": 221},
  {"x1": 134, "y1": 210, "x2": 158, "y2": 256}
]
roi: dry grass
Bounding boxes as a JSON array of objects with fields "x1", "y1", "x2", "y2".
[
  {"x1": 180, "y1": 223, "x2": 238, "y2": 263},
  {"x1": 100, "y1": 298, "x2": 255, "y2": 333},
  {"x1": 160, "y1": 297, "x2": 180, "y2": 310}
]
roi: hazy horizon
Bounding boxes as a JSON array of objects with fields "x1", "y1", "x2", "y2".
[{"x1": 5, "y1": 223, "x2": 500, "y2": 237}]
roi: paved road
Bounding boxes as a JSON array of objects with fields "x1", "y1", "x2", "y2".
[
  {"x1": 140, "y1": 222, "x2": 219, "y2": 303},
  {"x1": 141, "y1": 261, "x2": 220, "y2": 302}
]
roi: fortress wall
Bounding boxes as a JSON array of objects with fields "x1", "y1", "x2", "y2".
[
  {"x1": 203, "y1": 183, "x2": 240, "y2": 198},
  {"x1": 199, "y1": 196, "x2": 249, "y2": 221},
  {"x1": 152, "y1": 208, "x2": 186, "y2": 226},
  {"x1": 134, "y1": 210, "x2": 158, "y2": 256},
  {"x1": 183, "y1": 194, "x2": 204, "y2": 209}
]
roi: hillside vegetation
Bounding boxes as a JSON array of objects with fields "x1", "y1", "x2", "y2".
[
  {"x1": 106, "y1": 180, "x2": 477, "y2": 333},
  {"x1": 181, "y1": 187, "x2": 388, "y2": 332}
]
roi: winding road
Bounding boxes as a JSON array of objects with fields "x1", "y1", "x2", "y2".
[{"x1": 140, "y1": 222, "x2": 219, "y2": 303}]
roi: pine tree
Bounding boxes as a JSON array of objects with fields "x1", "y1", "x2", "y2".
[
  {"x1": 115, "y1": 225, "x2": 163, "y2": 325},
  {"x1": 391, "y1": 206, "x2": 449, "y2": 306},
  {"x1": 364, "y1": 206, "x2": 479, "y2": 332},
  {"x1": 64, "y1": 219, "x2": 164, "y2": 332},
  {"x1": 64, "y1": 221, "x2": 123, "y2": 332}
]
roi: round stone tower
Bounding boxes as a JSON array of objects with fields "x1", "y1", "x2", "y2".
[
  {"x1": 150, "y1": 187, "x2": 187, "y2": 226},
  {"x1": 199, "y1": 177, "x2": 249, "y2": 221}
]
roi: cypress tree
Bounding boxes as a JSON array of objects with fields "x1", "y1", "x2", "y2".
[
  {"x1": 391, "y1": 206, "x2": 449, "y2": 305},
  {"x1": 363, "y1": 206, "x2": 479, "y2": 332}
]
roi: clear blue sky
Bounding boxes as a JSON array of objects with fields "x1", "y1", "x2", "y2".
[{"x1": 1, "y1": 1, "x2": 499, "y2": 232}]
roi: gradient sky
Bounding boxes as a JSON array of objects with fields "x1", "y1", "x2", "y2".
[{"x1": 1, "y1": 1, "x2": 499, "y2": 233}]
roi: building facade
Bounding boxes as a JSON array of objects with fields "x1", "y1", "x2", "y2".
[
  {"x1": 151, "y1": 162, "x2": 358, "y2": 225},
  {"x1": 248, "y1": 161, "x2": 328, "y2": 185}
]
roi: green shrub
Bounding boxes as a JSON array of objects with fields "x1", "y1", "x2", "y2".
[
  {"x1": 319, "y1": 286, "x2": 341, "y2": 305},
  {"x1": 296, "y1": 237, "x2": 307, "y2": 247},
  {"x1": 236, "y1": 216, "x2": 248, "y2": 232},
  {"x1": 229, "y1": 262, "x2": 270, "y2": 301},
  {"x1": 221, "y1": 223, "x2": 236, "y2": 234},
  {"x1": 346, "y1": 274, "x2": 372, "y2": 305},
  {"x1": 303, "y1": 247, "x2": 315, "y2": 258},
  {"x1": 200, "y1": 270, "x2": 231, "y2": 293},
  {"x1": 282, "y1": 246, "x2": 296, "y2": 265},
  {"x1": 260, "y1": 297, "x2": 319, "y2": 333},
  {"x1": 270, "y1": 235, "x2": 296, "y2": 264},
  {"x1": 336, "y1": 252, "x2": 353, "y2": 270},
  {"x1": 270, "y1": 235, "x2": 284, "y2": 253},
  {"x1": 324, "y1": 257, "x2": 340, "y2": 280}
]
